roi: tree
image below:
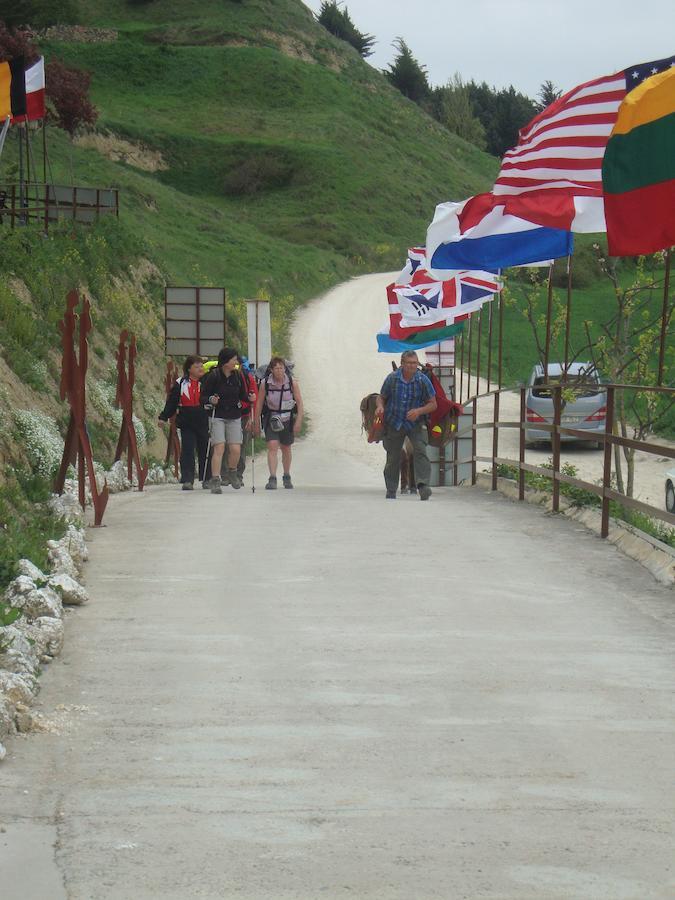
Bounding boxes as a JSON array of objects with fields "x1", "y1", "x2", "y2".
[
  {"x1": 535, "y1": 79, "x2": 562, "y2": 113},
  {"x1": 0, "y1": 19, "x2": 39, "y2": 64},
  {"x1": 432, "y1": 74, "x2": 486, "y2": 149},
  {"x1": 45, "y1": 59, "x2": 98, "y2": 135},
  {"x1": 317, "y1": 1, "x2": 375, "y2": 58},
  {"x1": 584, "y1": 250, "x2": 674, "y2": 499},
  {"x1": 385, "y1": 38, "x2": 430, "y2": 105},
  {"x1": 466, "y1": 80, "x2": 537, "y2": 157},
  {"x1": 0, "y1": 1, "x2": 78, "y2": 27}
]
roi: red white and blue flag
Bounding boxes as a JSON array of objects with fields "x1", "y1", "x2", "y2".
[
  {"x1": 388, "y1": 269, "x2": 501, "y2": 339},
  {"x1": 395, "y1": 247, "x2": 427, "y2": 284},
  {"x1": 492, "y1": 54, "x2": 675, "y2": 233}
]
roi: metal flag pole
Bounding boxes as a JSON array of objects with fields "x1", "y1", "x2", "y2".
[
  {"x1": 543, "y1": 261, "x2": 554, "y2": 377},
  {"x1": 563, "y1": 254, "x2": 573, "y2": 380},
  {"x1": 657, "y1": 248, "x2": 672, "y2": 386}
]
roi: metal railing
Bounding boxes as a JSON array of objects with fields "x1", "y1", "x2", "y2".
[
  {"x1": 0, "y1": 182, "x2": 119, "y2": 230},
  {"x1": 452, "y1": 383, "x2": 675, "y2": 538}
]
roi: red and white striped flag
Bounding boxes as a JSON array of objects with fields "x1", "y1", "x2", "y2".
[
  {"x1": 11, "y1": 57, "x2": 45, "y2": 123},
  {"x1": 493, "y1": 54, "x2": 675, "y2": 233}
]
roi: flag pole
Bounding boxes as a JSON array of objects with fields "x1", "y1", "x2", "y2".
[
  {"x1": 498, "y1": 287, "x2": 504, "y2": 389},
  {"x1": 476, "y1": 305, "x2": 483, "y2": 396},
  {"x1": 564, "y1": 254, "x2": 573, "y2": 381},
  {"x1": 486, "y1": 299, "x2": 493, "y2": 392},
  {"x1": 657, "y1": 248, "x2": 672, "y2": 386},
  {"x1": 42, "y1": 119, "x2": 47, "y2": 183},
  {"x1": 544, "y1": 262, "x2": 554, "y2": 378},
  {"x1": 466, "y1": 315, "x2": 473, "y2": 399},
  {"x1": 458, "y1": 328, "x2": 465, "y2": 403}
]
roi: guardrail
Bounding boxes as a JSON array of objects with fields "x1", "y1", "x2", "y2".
[
  {"x1": 0, "y1": 182, "x2": 119, "y2": 230},
  {"x1": 452, "y1": 382, "x2": 675, "y2": 537}
]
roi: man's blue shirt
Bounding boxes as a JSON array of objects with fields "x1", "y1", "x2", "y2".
[{"x1": 381, "y1": 369, "x2": 434, "y2": 433}]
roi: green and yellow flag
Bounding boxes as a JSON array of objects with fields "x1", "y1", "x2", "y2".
[{"x1": 602, "y1": 68, "x2": 675, "y2": 256}]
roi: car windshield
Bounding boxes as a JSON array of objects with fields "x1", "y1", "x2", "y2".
[{"x1": 531, "y1": 372, "x2": 602, "y2": 399}]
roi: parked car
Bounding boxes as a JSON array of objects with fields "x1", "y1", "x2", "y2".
[
  {"x1": 524, "y1": 362, "x2": 607, "y2": 448},
  {"x1": 666, "y1": 467, "x2": 675, "y2": 513}
]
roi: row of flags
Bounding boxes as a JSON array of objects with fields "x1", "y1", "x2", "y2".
[
  {"x1": 378, "y1": 54, "x2": 675, "y2": 352},
  {"x1": 0, "y1": 56, "x2": 46, "y2": 123}
]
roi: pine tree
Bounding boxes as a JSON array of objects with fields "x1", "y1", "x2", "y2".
[
  {"x1": 317, "y1": 2, "x2": 375, "y2": 59},
  {"x1": 433, "y1": 75, "x2": 486, "y2": 149},
  {"x1": 536, "y1": 80, "x2": 562, "y2": 113},
  {"x1": 385, "y1": 38, "x2": 430, "y2": 105}
]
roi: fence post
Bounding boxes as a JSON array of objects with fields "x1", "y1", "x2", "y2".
[
  {"x1": 552, "y1": 385, "x2": 561, "y2": 512},
  {"x1": 10, "y1": 184, "x2": 16, "y2": 229},
  {"x1": 471, "y1": 398, "x2": 477, "y2": 486},
  {"x1": 491, "y1": 391, "x2": 499, "y2": 491},
  {"x1": 601, "y1": 386, "x2": 615, "y2": 538},
  {"x1": 519, "y1": 387, "x2": 526, "y2": 501}
]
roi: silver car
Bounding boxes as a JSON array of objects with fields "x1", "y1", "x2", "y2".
[
  {"x1": 666, "y1": 467, "x2": 675, "y2": 513},
  {"x1": 525, "y1": 362, "x2": 606, "y2": 448}
]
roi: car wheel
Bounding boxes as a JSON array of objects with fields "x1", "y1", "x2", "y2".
[{"x1": 666, "y1": 481, "x2": 675, "y2": 513}]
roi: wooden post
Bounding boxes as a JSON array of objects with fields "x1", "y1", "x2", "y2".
[
  {"x1": 491, "y1": 391, "x2": 500, "y2": 491},
  {"x1": 471, "y1": 398, "x2": 477, "y2": 486},
  {"x1": 658, "y1": 248, "x2": 672, "y2": 386},
  {"x1": 467, "y1": 316, "x2": 473, "y2": 399},
  {"x1": 458, "y1": 329, "x2": 465, "y2": 403},
  {"x1": 519, "y1": 387, "x2": 526, "y2": 501},
  {"x1": 601, "y1": 386, "x2": 615, "y2": 538},
  {"x1": 552, "y1": 386, "x2": 561, "y2": 512}
]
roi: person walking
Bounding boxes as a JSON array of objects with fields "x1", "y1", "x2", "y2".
[
  {"x1": 158, "y1": 355, "x2": 209, "y2": 491},
  {"x1": 375, "y1": 350, "x2": 437, "y2": 500},
  {"x1": 200, "y1": 347, "x2": 252, "y2": 494},
  {"x1": 254, "y1": 357, "x2": 303, "y2": 490},
  {"x1": 221, "y1": 356, "x2": 258, "y2": 487}
]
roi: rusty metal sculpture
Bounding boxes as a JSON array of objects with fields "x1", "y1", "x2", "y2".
[
  {"x1": 54, "y1": 290, "x2": 109, "y2": 526},
  {"x1": 163, "y1": 359, "x2": 181, "y2": 478},
  {"x1": 114, "y1": 330, "x2": 149, "y2": 491}
]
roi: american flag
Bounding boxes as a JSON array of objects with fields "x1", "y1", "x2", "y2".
[{"x1": 493, "y1": 55, "x2": 675, "y2": 233}]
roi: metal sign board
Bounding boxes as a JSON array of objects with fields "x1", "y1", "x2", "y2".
[
  {"x1": 245, "y1": 299, "x2": 272, "y2": 370},
  {"x1": 165, "y1": 286, "x2": 226, "y2": 358}
]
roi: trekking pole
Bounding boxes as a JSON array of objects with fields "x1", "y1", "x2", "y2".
[
  {"x1": 250, "y1": 419, "x2": 256, "y2": 493},
  {"x1": 204, "y1": 404, "x2": 216, "y2": 479}
]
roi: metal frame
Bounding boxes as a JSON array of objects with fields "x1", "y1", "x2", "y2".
[
  {"x1": 164, "y1": 286, "x2": 227, "y2": 358},
  {"x1": 114, "y1": 330, "x2": 149, "y2": 491},
  {"x1": 0, "y1": 182, "x2": 119, "y2": 230},
  {"x1": 452, "y1": 381, "x2": 675, "y2": 538}
]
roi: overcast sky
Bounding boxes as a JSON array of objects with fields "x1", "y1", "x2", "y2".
[{"x1": 302, "y1": 0, "x2": 675, "y2": 99}]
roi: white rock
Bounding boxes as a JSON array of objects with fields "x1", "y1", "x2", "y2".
[
  {"x1": 16, "y1": 559, "x2": 47, "y2": 584},
  {"x1": 16, "y1": 586, "x2": 63, "y2": 621},
  {"x1": 0, "y1": 672, "x2": 35, "y2": 706},
  {"x1": 47, "y1": 544, "x2": 78, "y2": 579},
  {"x1": 0, "y1": 742, "x2": 6, "y2": 760},
  {"x1": 24, "y1": 617, "x2": 64, "y2": 660},
  {"x1": 3, "y1": 575, "x2": 36, "y2": 608},
  {"x1": 48, "y1": 573, "x2": 89, "y2": 606}
]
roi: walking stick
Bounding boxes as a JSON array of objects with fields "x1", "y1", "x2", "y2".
[
  {"x1": 250, "y1": 420, "x2": 256, "y2": 494},
  {"x1": 204, "y1": 405, "x2": 216, "y2": 480}
]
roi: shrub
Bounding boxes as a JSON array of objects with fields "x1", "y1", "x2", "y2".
[{"x1": 317, "y1": 2, "x2": 375, "y2": 58}]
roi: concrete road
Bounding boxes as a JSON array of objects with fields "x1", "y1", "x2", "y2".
[{"x1": 2, "y1": 273, "x2": 675, "y2": 899}]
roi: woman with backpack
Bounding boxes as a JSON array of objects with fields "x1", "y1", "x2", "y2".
[
  {"x1": 200, "y1": 347, "x2": 253, "y2": 494},
  {"x1": 254, "y1": 356, "x2": 304, "y2": 490},
  {"x1": 158, "y1": 355, "x2": 209, "y2": 491}
]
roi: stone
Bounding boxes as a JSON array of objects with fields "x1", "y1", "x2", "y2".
[
  {"x1": 0, "y1": 672, "x2": 35, "y2": 706},
  {"x1": 48, "y1": 573, "x2": 89, "y2": 606},
  {"x1": 47, "y1": 545, "x2": 78, "y2": 580},
  {"x1": 16, "y1": 559, "x2": 47, "y2": 584},
  {"x1": 23, "y1": 617, "x2": 64, "y2": 660}
]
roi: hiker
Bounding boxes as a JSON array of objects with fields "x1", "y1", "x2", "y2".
[
  {"x1": 200, "y1": 347, "x2": 253, "y2": 494},
  {"x1": 158, "y1": 355, "x2": 208, "y2": 491},
  {"x1": 221, "y1": 356, "x2": 258, "y2": 487},
  {"x1": 375, "y1": 350, "x2": 437, "y2": 500},
  {"x1": 254, "y1": 356, "x2": 304, "y2": 490}
]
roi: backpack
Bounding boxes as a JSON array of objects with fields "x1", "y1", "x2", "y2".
[{"x1": 259, "y1": 360, "x2": 297, "y2": 427}]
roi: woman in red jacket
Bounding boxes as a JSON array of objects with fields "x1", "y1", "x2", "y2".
[{"x1": 158, "y1": 355, "x2": 208, "y2": 490}]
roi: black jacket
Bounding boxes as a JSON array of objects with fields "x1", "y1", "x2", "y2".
[
  {"x1": 200, "y1": 367, "x2": 249, "y2": 420},
  {"x1": 159, "y1": 378, "x2": 209, "y2": 430}
]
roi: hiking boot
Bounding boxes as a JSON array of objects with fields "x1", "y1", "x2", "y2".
[
  {"x1": 220, "y1": 471, "x2": 231, "y2": 486},
  {"x1": 210, "y1": 476, "x2": 223, "y2": 495},
  {"x1": 201, "y1": 479, "x2": 210, "y2": 489},
  {"x1": 265, "y1": 476, "x2": 277, "y2": 490},
  {"x1": 228, "y1": 469, "x2": 242, "y2": 489},
  {"x1": 419, "y1": 484, "x2": 432, "y2": 501},
  {"x1": 181, "y1": 482, "x2": 194, "y2": 491},
  {"x1": 282, "y1": 474, "x2": 293, "y2": 489},
  {"x1": 386, "y1": 490, "x2": 396, "y2": 499}
]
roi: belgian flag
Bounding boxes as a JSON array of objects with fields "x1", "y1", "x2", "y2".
[
  {"x1": 603, "y1": 68, "x2": 675, "y2": 256},
  {"x1": 0, "y1": 56, "x2": 27, "y2": 120}
]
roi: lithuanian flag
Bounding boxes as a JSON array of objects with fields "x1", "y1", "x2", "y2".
[
  {"x1": 602, "y1": 68, "x2": 675, "y2": 256},
  {"x1": 0, "y1": 57, "x2": 27, "y2": 120}
]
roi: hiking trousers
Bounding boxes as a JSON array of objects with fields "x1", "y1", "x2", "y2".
[
  {"x1": 383, "y1": 422, "x2": 430, "y2": 493},
  {"x1": 179, "y1": 423, "x2": 209, "y2": 484}
]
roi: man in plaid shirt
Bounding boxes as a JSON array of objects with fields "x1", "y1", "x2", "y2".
[{"x1": 375, "y1": 351, "x2": 437, "y2": 500}]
